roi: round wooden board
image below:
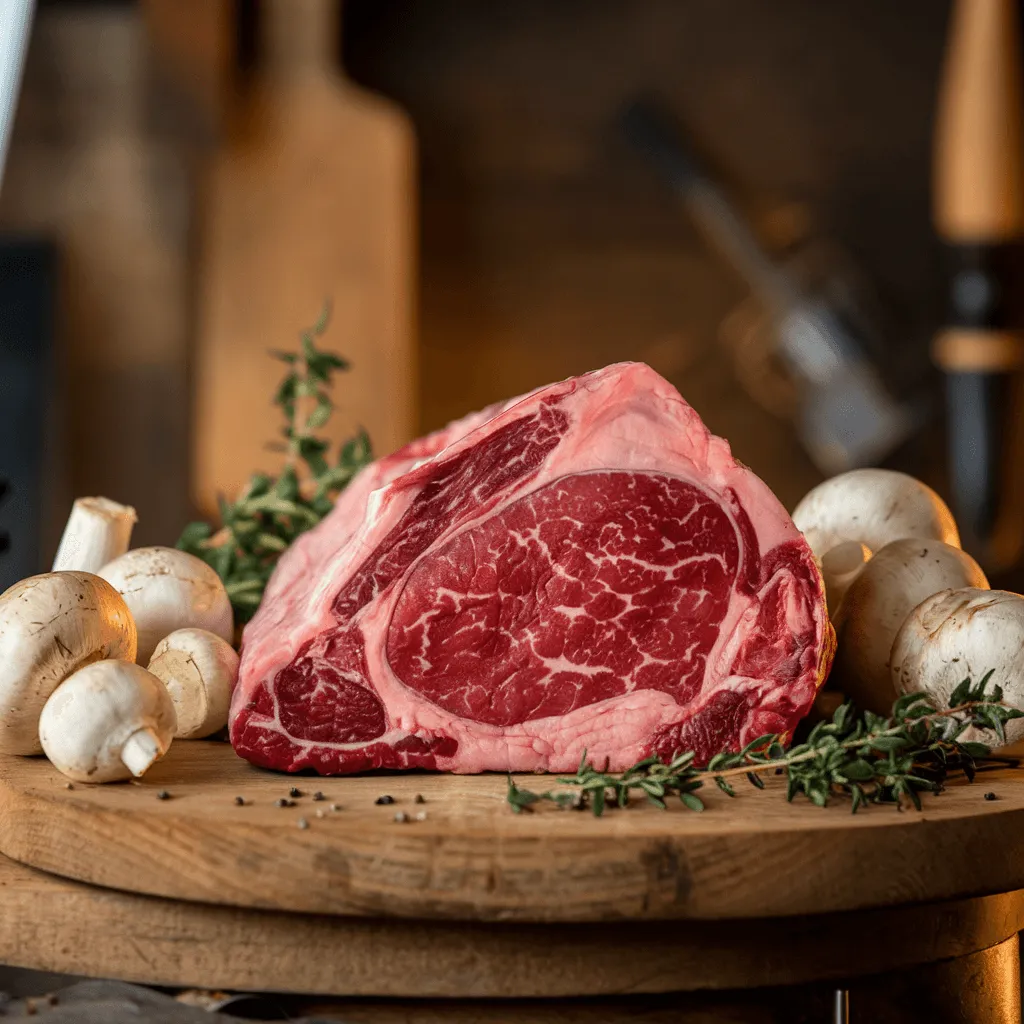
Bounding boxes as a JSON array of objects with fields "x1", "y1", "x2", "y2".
[
  {"x1": 2, "y1": 852, "x2": 1024, "y2": 997},
  {"x1": 2, "y1": 743, "x2": 1024, "y2": 922}
]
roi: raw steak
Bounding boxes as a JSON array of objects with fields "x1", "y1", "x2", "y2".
[{"x1": 231, "y1": 363, "x2": 834, "y2": 774}]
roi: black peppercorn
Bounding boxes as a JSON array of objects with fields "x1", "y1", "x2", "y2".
[
  {"x1": 234, "y1": 796, "x2": 245, "y2": 806},
  {"x1": 375, "y1": 795, "x2": 395, "y2": 805},
  {"x1": 275, "y1": 797, "x2": 295, "y2": 808},
  {"x1": 985, "y1": 792, "x2": 998, "y2": 801},
  {"x1": 312, "y1": 791, "x2": 325, "y2": 801},
  {"x1": 289, "y1": 787, "x2": 302, "y2": 798},
  {"x1": 156, "y1": 790, "x2": 171, "y2": 800},
  {"x1": 415, "y1": 794, "x2": 426, "y2": 804}
]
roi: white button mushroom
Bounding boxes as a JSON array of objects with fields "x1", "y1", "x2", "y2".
[
  {"x1": 891, "y1": 588, "x2": 1024, "y2": 750},
  {"x1": 792, "y1": 468, "x2": 960, "y2": 561},
  {"x1": 0, "y1": 572, "x2": 138, "y2": 755},
  {"x1": 832, "y1": 538, "x2": 989, "y2": 714},
  {"x1": 98, "y1": 547, "x2": 233, "y2": 664},
  {"x1": 819, "y1": 540, "x2": 872, "y2": 619},
  {"x1": 51, "y1": 497, "x2": 137, "y2": 574},
  {"x1": 39, "y1": 660, "x2": 177, "y2": 783},
  {"x1": 147, "y1": 628, "x2": 239, "y2": 739}
]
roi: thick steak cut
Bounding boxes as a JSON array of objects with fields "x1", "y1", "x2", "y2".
[{"x1": 231, "y1": 363, "x2": 833, "y2": 774}]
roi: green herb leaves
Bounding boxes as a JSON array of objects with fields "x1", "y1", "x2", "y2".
[
  {"x1": 508, "y1": 750, "x2": 705, "y2": 817},
  {"x1": 505, "y1": 676, "x2": 1022, "y2": 817},
  {"x1": 177, "y1": 305, "x2": 373, "y2": 622}
]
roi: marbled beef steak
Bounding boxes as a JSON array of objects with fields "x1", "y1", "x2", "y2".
[{"x1": 230, "y1": 363, "x2": 834, "y2": 774}]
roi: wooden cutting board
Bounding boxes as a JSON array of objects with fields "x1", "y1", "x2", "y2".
[
  {"x1": 1, "y1": 742, "x2": 1024, "y2": 923},
  {"x1": 192, "y1": 0, "x2": 416, "y2": 515}
]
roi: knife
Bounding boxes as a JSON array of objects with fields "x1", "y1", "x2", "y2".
[{"x1": 621, "y1": 97, "x2": 913, "y2": 477}]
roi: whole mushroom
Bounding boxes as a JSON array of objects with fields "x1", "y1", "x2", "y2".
[
  {"x1": 148, "y1": 628, "x2": 239, "y2": 739},
  {"x1": 792, "y1": 469, "x2": 960, "y2": 561},
  {"x1": 0, "y1": 572, "x2": 137, "y2": 755},
  {"x1": 891, "y1": 588, "x2": 1024, "y2": 750},
  {"x1": 832, "y1": 538, "x2": 988, "y2": 714},
  {"x1": 39, "y1": 660, "x2": 177, "y2": 782},
  {"x1": 98, "y1": 547, "x2": 233, "y2": 664}
]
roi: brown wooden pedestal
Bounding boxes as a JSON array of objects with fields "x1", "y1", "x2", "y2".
[{"x1": 0, "y1": 746, "x2": 1022, "y2": 1021}]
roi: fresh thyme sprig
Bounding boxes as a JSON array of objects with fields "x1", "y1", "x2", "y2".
[
  {"x1": 177, "y1": 305, "x2": 373, "y2": 622},
  {"x1": 507, "y1": 673, "x2": 1023, "y2": 816}
]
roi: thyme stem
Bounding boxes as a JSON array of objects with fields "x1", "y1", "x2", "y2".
[
  {"x1": 507, "y1": 676, "x2": 1023, "y2": 817},
  {"x1": 176, "y1": 304, "x2": 373, "y2": 623}
]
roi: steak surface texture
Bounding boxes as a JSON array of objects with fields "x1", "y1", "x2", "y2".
[{"x1": 231, "y1": 363, "x2": 833, "y2": 774}]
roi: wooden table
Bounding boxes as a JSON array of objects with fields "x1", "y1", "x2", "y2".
[{"x1": 0, "y1": 744, "x2": 1023, "y2": 1022}]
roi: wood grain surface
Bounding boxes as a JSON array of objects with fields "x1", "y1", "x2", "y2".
[
  {"x1": 2, "y1": 743, "x2": 1024, "y2": 923},
  {"x1": 1, "y1": 851, "x2": 1023, "y2": 997},
  {"x1": 192, "y1": 0, "x2": 416, "y2": 516}
]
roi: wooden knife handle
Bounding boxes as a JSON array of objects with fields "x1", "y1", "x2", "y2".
[
  {"x1": 934, "y1": 0, "x2": 1024, "y2": 242},
  {"x1": 932, "y1": 0, "x2": 1024, "y2": 570}
]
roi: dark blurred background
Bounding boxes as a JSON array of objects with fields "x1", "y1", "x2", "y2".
[{"x1": 0, "y1": 0, "x2": 1014, "y2": 588}]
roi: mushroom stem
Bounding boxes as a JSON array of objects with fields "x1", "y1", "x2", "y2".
[
  {"x1": 121, "y1": 727, "x2": 163, "y2": 777},
  {"x1": 52, "y1": 498, "x2": 137, "y2": 574},
  {"x1": 820, "y1": 541, "x2": 872, "y2": 618}
]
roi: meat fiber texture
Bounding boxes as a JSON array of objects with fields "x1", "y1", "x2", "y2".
[{"x1": 231, "y1": 363, "x2": 834, "y2": 775}]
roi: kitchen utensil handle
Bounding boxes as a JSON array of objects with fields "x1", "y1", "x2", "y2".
[
  {"x1": 262, "y1": 0, "x2": 338, "y2": 78},
  {"x1": 621, "y1": 98, "x2": 798, "y2": 310},
  {"x1": 933, "y1": 0, "x2": 1024, "y2": 567}
]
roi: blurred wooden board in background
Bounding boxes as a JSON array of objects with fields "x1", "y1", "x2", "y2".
[{"x1": 191, "y1": 0, "x2": 416, "y2": 514}]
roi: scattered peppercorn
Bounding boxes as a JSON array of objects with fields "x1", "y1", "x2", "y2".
[
  {"x1": 985, "y1": 792, "x2": 999, "y2": 801},
  {"x1": 394, "y1": 811, "x2": 409, "y2": 823},
  {"x1": 312, "y1": 791, "x2": 325, "y2": 801},
  {"x1": 275, "y1": 797, "x2": 295, "y2": 808},
  {"x1": 297, "y1": 818, "x2": 309, "y2": 830},
  {"x1": 415, "y1": 811, "x2": 428, "y2": 822},
  {"x1": 415, "y1": 794, "x2": 426, "y2": 804},
  {"x1": 375, "y1": 795, "x2": 395, "y2": 805},
  {"x1": 65, "y1": 782, "x2": 74, "y2": 790},
  {"x1": 234, "y1": 796, "x2": 245, "y2": 806},
  {"x1": 331, "y1": 803, "x2": 341, "y2": 812},
  {"x1": 775, "y1": 768, "x2": 784, "y2": 776},
  {"x1": 157, "y1": 790, "x2": 171, "y2": 801},
  {"x1": 289, "y1": 787, "x2": 302, "y2": 798}
]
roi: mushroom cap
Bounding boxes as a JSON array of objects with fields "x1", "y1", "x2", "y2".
[
  {"x1": 39, "y1": 659, "x2": 176, "y2": 783},
  {"x1": 891, "y1": 588, "x2": 1024, "y2": 750},
  {"x1": 792, "y1": 468, "x2": 960, "y2": 561},
  {"x1": 98, "y1": 547, "x2": 233, "y2": 664},
  {"x1": 832, "y1": 539, "x2": 988, "y2": 714},
  {"x1": 0, "y1": 572, "x2": 138, "y2": 755},
  {"x1": 148, "y1": 627, "x2": 239, "y2": 739}
]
